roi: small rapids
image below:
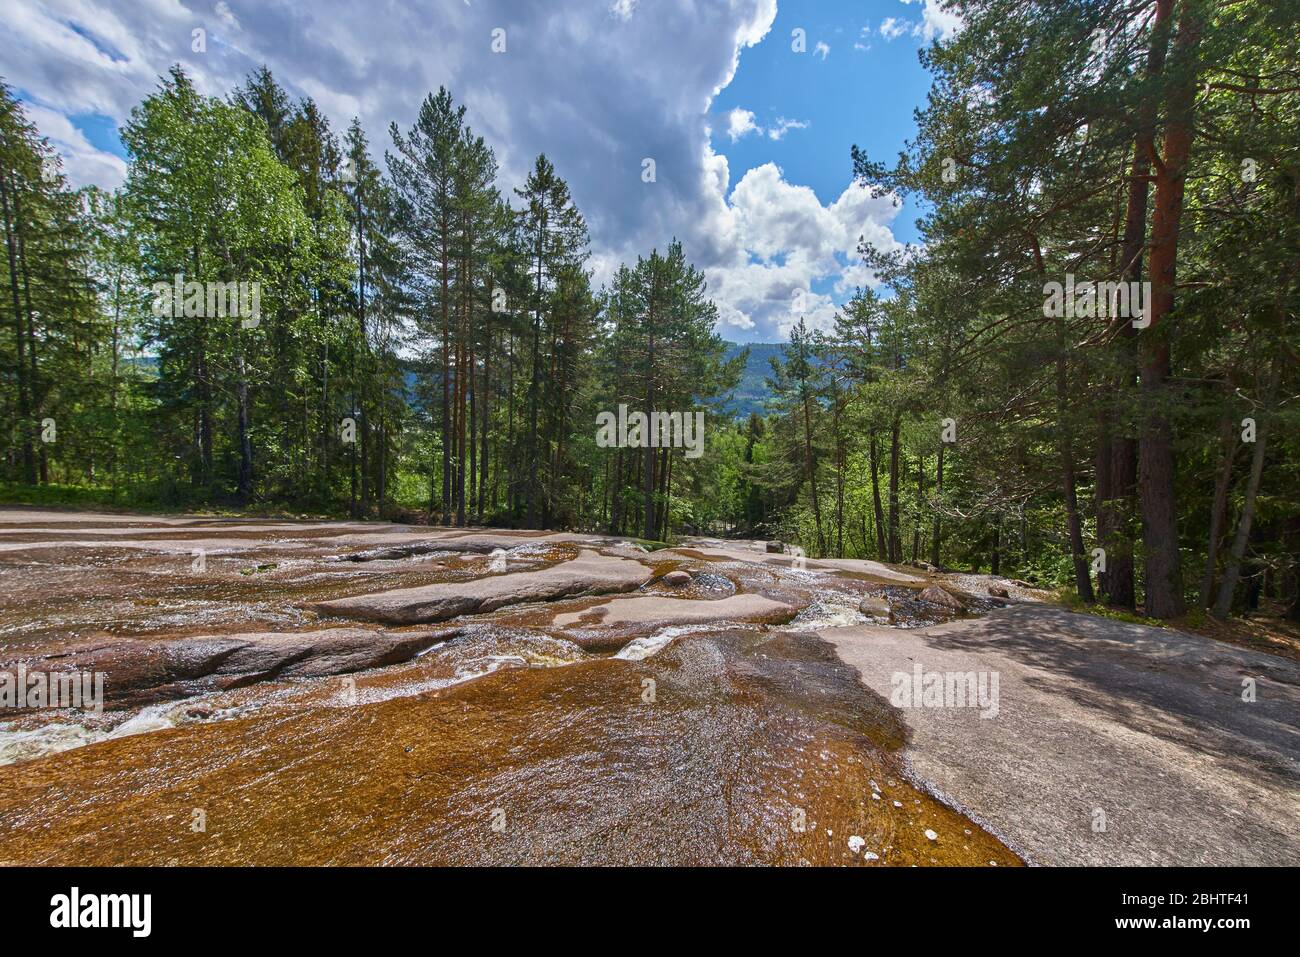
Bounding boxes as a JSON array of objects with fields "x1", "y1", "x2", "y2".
[
  {"x1": 1, "y1": 619, "x2": 704, "y2": 766},
  {"x1": 0, "y1": 515, "x2": 1025, "y2": 866},
  {"x1": 613, "y1": 622, "x2": 747, "y2": 661}
]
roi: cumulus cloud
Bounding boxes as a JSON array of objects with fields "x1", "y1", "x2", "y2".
[
  {"x1": 693, "y1": 157, "x2": 903, "y2": 338},
  {"x1": 214, "y1": 2, "x2": 241, "y2": 30},
  {"x1": 766, "y1": 117, "x2": 808, "y2": 141},
  {"x1": 725, "y1": 107, "x2": 761, "y2": 142},
  {"x1": 901, "y1": 0, "x2": 965, "y2": 42},
  {"x1": 608, "y1": 0, "x2": 639, "y2": 21},
  {"x1": 0, "y1": 0, "x2": 901, "y2": 340},
  {"x1": 879, "y1": 18, "x2": 911, "y2": 41},
  {"x1": 721, "y1": 110, "x2": 807, "y2": 144},
  {"x1": 21, "y1": 102, "x2": 128, "y2": 188}
]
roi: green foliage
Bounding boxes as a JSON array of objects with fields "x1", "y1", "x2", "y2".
[{"x1": 3, "y1": 13, "x2": 1294, "y2": 627}]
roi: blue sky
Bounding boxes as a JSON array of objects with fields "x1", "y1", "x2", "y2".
[
  {"x1": 711, "y1": 1, "x2": 939, "y2": 246},
  {"x1": 4, "y1": 0, "x2": 961, "y2": 341}
]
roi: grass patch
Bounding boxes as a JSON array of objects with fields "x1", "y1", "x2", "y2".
[{"x1": 1051, "y1": 586, "x2": 1168, "y2": 628}]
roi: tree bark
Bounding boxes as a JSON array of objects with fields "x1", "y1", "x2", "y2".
[
  {"x1": 1099, "y1": 0, "x2": 1171, "y2": 610},
  {"x1": 888, "y1": 416, "x2": 901, "y2": 563},
  {"x1": 930, "y1": 444, "x2": 944, "y2": 567},
  {"x1": 1140, "y1": 0, "x2": 1202, "y2": 618},
  {"x1": 1213, "y1": 362, "x2": 1278, "y2": 619},
  {"x1": 869, "y1": 429, "x2": 887, "y2": 560},
  {"x1": 1199, "y1": 410, "x2": 1238, "y2": 607}
]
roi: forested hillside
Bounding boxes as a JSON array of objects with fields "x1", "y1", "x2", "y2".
[{"x1": 1, "y1": 0, "x2": 1296, "y2": 622}]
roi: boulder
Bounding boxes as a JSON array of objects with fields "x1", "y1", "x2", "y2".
[
  {"x1": 765, "y1": 541, "x2": 785, "y2": 553},
  {"x1": 662, "y1": 570, "x2": 692, "y2": 587},
  {"x1": 987, "y1": 585, "x2": 1010, "y2": 599},
  {"x1": 310, "y1": 549, "x2": 653, "y2": 624},
  {"x1": 918, "y1": 585, "x2": 964, "y2": 612},
  {"x1": 858, "y1": 595, "x2": 893, "y2": 619}
]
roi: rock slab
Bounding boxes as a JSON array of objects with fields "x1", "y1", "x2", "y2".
[{"x1": 311, "y1": 549, "x2": 653, "y2": 624}]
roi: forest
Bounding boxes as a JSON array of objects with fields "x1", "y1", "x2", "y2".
[{"x1": 1, "y1": 0, "x2": 1296, "y2": 623}]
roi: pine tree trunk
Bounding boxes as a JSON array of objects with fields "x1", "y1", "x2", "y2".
[
  {"x1": 236, "y1": 350, "x2": 252, "y2": 501},
  {"x1": 441, "y1": 225, "x2": 452, "y2": 522},
  {"x1": 1199, "y1": 411, "x2": 1238, "y2": 607},
  {"x1": 869, "y1": 428, "x2": 887, "y2": 560},
  {"x1": 1099, "y1": 1, "x2": 1169, "y2": 610},
  {"x1": 1213, "y1": 362, "x2": 1278, "y2": 619},
  {"x1": 0, "y1": 169, "x2": 35, "y2": 483},
  {"x1": 1140, "y1": 0, "x2": 1201, "y2": 618},
  {"x1": 888, "y1": 416, "x2": 901, "y2": 563},
  {"x1": 991, "y1": 514, "x2": 1001, "y2": 577},
  {"x1": 1057, "y1": 327, "x2": 1094, "y2": 602},
  {"x1": 930, "y1": 444, "x2": 944, "y2": 567},
  {"x1": 802, "y1": 380, "x2": 825, "y2": 556}
]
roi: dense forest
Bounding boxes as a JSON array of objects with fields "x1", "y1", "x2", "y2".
[{"x1": 1, "y1": 0, "x2": 1296, "y2": 622}]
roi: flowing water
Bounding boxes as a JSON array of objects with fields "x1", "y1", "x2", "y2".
[{"x1": 0, "y1": 512, "x2": 1023, "y2": 866}]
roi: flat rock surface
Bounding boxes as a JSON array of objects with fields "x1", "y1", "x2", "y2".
[
  {"x1": 3, "y1": 508, "x2": 1294, "y2": 867},
  {"x1": 666, "y1": 541, "x2": 924, "y2": 583},
  {"x1": 822, "y1": 603, "x2": 1300, "y2": 865},
  {"x1": 311, "y1": 548, "x2": 654, "y2": 624},
  {"x1": 549, "y1": 593, "x2": 798, "y2": 651},
  {"x1": 3, "y1": 628, "x2": 449, "y2": 708},
  {"x1": 0, "y1": 628, "x2": 1017, "y2": 866}
]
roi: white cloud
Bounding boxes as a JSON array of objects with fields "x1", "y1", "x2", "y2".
[
  {"x1": 813, "y1": 40, "x2": 830, "y2": 60},
  {"x1": 720, "y1": 111, "x2": 808, "y2": 144},
  {"x1": 690, "y1": 157, "x2": 903, "y2": 338},
  {"x1": 766, "y1": 117, "x2": 808, "y2": 141},
  {"x1": 901, "y1": 0, "x2": 965, "y2": 42},
  {"x1": 0, "y1": 0, "x2": 903, "y2": 340},
  {"x1": 725, "y1": 107, "x2": 761, "y2": 142},
  {"x1": 608, "y1": 0, "x2": 638, "y2": 21},
  {"x1": 214, "y1": 2, "x2": 241, "y2": 30},
  {"x1": 879, "y1": 18, "x2": 911, "y2": 41},
  {"x1": 21, "y1": 102, "x2": 128, "y2": 189}
]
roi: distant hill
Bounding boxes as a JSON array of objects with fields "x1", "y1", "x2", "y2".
[
  {"x1": 720, "y1": 342, "x2": 783, "y2": 418},
  {"x1": 399, "y1": 344, "x2": 786, "y2": 419}
]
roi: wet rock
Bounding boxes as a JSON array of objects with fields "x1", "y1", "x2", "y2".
[
  {"x1": 662, "y1": 570, "x2": 692, "y2": 587},
  {"x1": 918, "y1": 585, "x2": 964, "y2": 612},
  {"x1": 765, "y1": 541, "x2": 784, "y2": 553},
  {"x1": 988, "y1": 586, "x2": 1010, "y2": 599},
  {"x1": 814, "y1": 557, "x2": 926, "y2": 583},
  {"x1": 310, "y1": 549, "x2": 653, "y2": 624},
  {"x1": 339, "y1": 531, "x2": 581, "y2": 562},
  {"x1": 690, "y1": 572, "x2": 737, "y2": 597},
  {"x1": 550, "y1": 594, "x2": 798, "y2": 651},
  {"x1": 2, "y1": 628, "x2": 452, "y2": 708},
  {"x1": 858, "y1": 595, "x2": 893, "y2": 619},
  {"x1": 0, "y1": 626, "x2": 1020, "y2": 866},
  {"x1": 342, "y1": 542, "x2": 454, "y2": 562}
]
